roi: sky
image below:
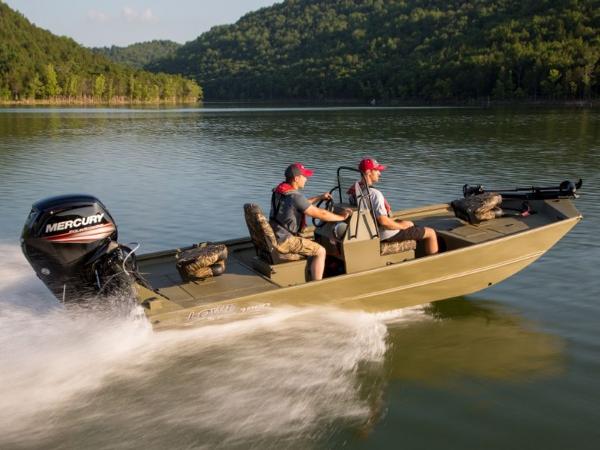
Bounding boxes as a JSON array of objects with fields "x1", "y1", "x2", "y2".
[{"x1": 3, "y1": 0, "x2": 280, "y2": 47}]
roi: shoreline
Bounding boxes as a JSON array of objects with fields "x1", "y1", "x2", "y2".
[
  {"x1": 0, "y1": 98, "x2": 201, "y2": 106},
  {"x1": 204, "y1": 98, "x2": 599, "y2": 107},
  {"x1": 1, "y1": 98, "x2": 597, "y2": 108}
]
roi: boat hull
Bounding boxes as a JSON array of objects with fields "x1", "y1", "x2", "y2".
[{"x1": 139, "y1": 213, "x2": 580, "y2": 330}]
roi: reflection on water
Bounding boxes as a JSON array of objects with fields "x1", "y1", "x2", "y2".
[
  {"x1": 385, "y1": 299, "x2": 563, "y2": 384},
  {"x1": 0, "y1": 246, "x2": 565, "y2": 449}
]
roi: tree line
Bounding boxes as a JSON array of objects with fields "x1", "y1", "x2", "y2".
[
  {"x1": 149, "y1": 0, "x2": 599, "y2": 101},
  {"x1": 0, "y1": 2, "x2": 201, "y2": 103},
  {"x1": 91, "y1": 40, "x2": 181, "y2": 70}
]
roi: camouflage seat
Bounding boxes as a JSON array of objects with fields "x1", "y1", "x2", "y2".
[
  {"x1": 243, "y1": 203, "x2": 304, "y2": 264},
  {"x1": 380, "y1": 239, "x2": 417, "y2": 256},
  {"x1": 451, "y1": 193, "x2": 503, "y2": 224},
  {"x1": 175, "y1": 243, "x2": 228, "y2": 281}
]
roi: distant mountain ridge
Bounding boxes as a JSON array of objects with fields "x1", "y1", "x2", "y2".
[
  {"x1": 148, "y1": 0, "x2": 599, "y2": 101},
  {"x1": 91, "y1": 40, "x2": 181, "y2": 69},
  {"x1": 0, "y1": 2, "x2": 201, "y2": 103}
]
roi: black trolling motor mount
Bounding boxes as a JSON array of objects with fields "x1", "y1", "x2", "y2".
[
  {"x1": 20, "y1": 194, "x2": 143, "y2": 303},
  {"x1": 463, "y1": 179, "x2": 583, "y2": 200}
]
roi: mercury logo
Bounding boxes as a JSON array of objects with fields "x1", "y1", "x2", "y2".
[{"x1": 45, "y1": 213, "x2": 105, "y2": 233}]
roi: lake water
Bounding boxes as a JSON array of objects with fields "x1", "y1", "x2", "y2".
[{"x1": 0, "y1": 106, "x2": 599, "y2": 449}]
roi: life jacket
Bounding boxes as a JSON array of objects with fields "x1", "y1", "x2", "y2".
[
  {"x1": 347, "y1": 182, "x2": 391, "y2": 215},
  {"x1": 270, "y1": 182, "x2": 307, "y2": 235}
]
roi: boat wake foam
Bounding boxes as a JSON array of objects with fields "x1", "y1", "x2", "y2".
[
  {"x1": 0, "y1": 243, "x2": 57, "y2": 310},
  {"x1": 0, "y1": 244, "x2": 429, "y2": 448}
]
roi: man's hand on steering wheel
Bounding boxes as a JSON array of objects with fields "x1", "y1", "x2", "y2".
[
  {"x1": 311, "y1": 196, "x2": 334, "y2": 227},
  {"x1": 310, "y1": 200, "x2": 351, "y2": 227},
  {"x1": 339, "y1": 208, "x2": 352, "y2": 220}
]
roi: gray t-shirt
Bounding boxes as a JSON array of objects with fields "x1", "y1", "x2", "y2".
[
  {"x1": 365, "y1": 186, "x2": 399, "y2": 241},
  {"x1": 270, "y1": 190, "x2": 312, "y2": 242}
]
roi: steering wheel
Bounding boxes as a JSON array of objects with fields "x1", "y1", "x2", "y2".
[{"x1": 311, "y1": 196, "x2": 335, "y2": 228}]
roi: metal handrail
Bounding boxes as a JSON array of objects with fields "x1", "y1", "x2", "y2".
[{"x1": 335, "y1": 166, "x2": 380, "y2": 239}]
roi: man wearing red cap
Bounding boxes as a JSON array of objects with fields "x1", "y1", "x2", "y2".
[
  {"x1": 356, "y1": 158, "x2": 439, "y2": 255},
  {"x1": 270, "y1": 163, "x2": 351, "y2": 281}
]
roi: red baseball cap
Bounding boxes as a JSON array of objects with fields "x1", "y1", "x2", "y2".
[
  {"x1": 285, "y1": 163, "x2": 314, "y2": 178},
  {"x1": 359, "y1": 158, "x2": 387, "y2": 172}
]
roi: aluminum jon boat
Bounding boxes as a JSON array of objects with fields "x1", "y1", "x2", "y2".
[{"x1": 21, "y1": 170, "x2": 582, "y2": 330}]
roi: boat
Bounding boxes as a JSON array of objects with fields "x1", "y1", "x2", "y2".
[{"x1": 20, "y1": 169, "x2": 582, "y2": 330}]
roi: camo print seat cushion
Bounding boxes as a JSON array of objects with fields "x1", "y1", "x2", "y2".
[
  {"x1": 243, "y1": 203, "x2": 303, "y2": 263},
  {"x1": 176, "y1": 243, "x2": 228, "y2": 280},
  {"x1": 380, "y1": 239, "x2": 417, "y2": 256},
  {"x1": 451, "y1": 193, "x2": 502, "y2": 224}
]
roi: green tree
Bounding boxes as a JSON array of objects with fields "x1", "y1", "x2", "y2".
[
  {"x1": 0, "y1": 84, "x2": 10, "y2": 100},
  {"x1": 26, "y1": 73, "x2": 44, "y2": 99},
  {"x1": 65, "y1": 74, "x2": 80, "y2": 98},
  {"x1": 541, "y1": 68, "x2": 562, "y2": 97},
  {"x1": 162, "y1": 78, "x2": 176, "y2": 100},
  {"x1": 93, "y1": 74, "x2": 106, "y2": 99},
  {"x1": 105, "y1": 77, "x2": 115, "y2": 101},
  {"x1": 148, "y1": 83, "x2": 160, "y2": 102},
  {"x1": 127, "y1": 74, "x2": 136, "y2": 100},
  {"x1": 43, "y1": 64, "x2": 61, "y2": 97},
  {"x1": 183, "y1": 79, "x2": 202, "y2": 100}
]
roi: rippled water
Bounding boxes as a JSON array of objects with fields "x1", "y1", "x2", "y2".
[{"x1": 1, "y1": 106, "x2": 599, "y2": 449}]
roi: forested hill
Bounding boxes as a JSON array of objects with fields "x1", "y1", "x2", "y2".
[
  {"x1": 150, "y1": 0, "x2": 599, "y2": 101},
  {"x1": 91, "y1": 40, "x2": 181, "y2": 69},
  {"x1": 0, "y1": 2, "x2": 201, "y2": 103}
]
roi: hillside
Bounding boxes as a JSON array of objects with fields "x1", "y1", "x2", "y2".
[
  {"x1": 150, "y1": 0, "x2": 600, "y2": 101},
  {"x1": 91, "y1": 40, "x2": 181, "y2": 69},
  {"x1": 0, "y1": 2, "x2": 201, "y2": 103}
]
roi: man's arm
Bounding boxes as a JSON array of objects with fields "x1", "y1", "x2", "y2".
[
  {"x1": 369, "y1": 189, "x2": 414, "y2": 230},
  {"x1": 377, "y1": 215, "x2": 415, "y2": 230},
  {"x1": 307, "y1": 192, "x2": 332, "y2": 204},
  {"x1": 305, "y1": 205, "x2": 350, "y2": 222}
]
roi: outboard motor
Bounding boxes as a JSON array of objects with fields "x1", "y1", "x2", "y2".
[{"x1": 21, "y1": 194, "x2": 138, "y2": 303}]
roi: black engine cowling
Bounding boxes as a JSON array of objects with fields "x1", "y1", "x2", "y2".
[{"x1": 21, "y1": 194, "x2": 137, "y2": 303}]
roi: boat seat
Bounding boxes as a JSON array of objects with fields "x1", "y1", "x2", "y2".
[
  {"x1": 243, "y1": 203, "x2": 305, "y2": 264},
  {"x1": 380, "y1": 239, "x2": 417, "y2": 255},
  {"x1": 175, "y1": 243, "x2": 227, "y2": 281}
]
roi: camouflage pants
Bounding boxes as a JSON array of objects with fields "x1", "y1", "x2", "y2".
[{"x1": 278, "y1": 236, "x2": 323, "y2": 257}]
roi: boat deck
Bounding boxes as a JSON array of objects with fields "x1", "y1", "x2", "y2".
[
  {"x1": 139, "y1": 243, "x2": 277, "y2": 309},
  {"x1": 396, "y1": 198, "x2": 565, "y2": 246}
]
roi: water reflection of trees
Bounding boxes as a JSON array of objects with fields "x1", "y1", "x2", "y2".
[{"x1": 0, "y1": 112, "x2": 91, "y2": 140}]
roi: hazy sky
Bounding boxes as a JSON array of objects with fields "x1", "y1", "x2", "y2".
[{"x1": 4, "y1": 0, "x2": 280, "y2": 47}]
